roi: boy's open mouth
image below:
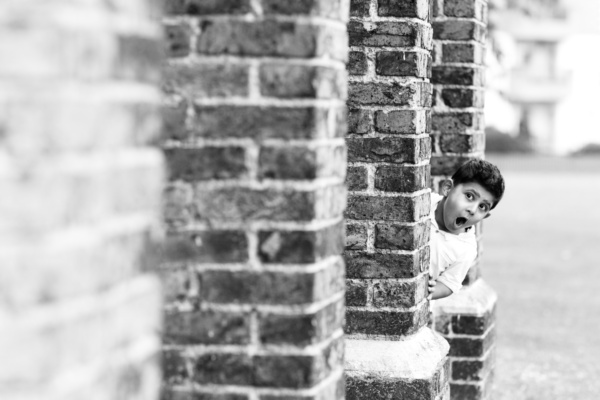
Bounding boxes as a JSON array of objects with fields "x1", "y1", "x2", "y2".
[{"x1": 456, "y1": 217, "x2": 467, "y2": 226}]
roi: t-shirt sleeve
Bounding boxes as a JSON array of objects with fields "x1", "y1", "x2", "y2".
[{"x1": 437, "y1": 246, "x2": 477, "y2": 293}]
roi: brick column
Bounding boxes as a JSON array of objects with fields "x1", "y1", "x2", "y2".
[
  {"x1": 0, "y1": 1, "x2": 164, "y2": 399},
  {"x1": 160, "y1": 2, "x2": 348, "y2": 399},
  {"x1": 431, "y1": 1, "x2": 496, "y2": 399},
  {"x1": 344, "y1": 1, "x2": 449, "y2": 399}
]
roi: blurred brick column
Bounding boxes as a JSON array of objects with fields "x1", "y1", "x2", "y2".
[
  {"x1": 0, "y1": 1, "x2": 164, "y2": 399},
  {"x1": 160, "y1": 1, "x2": 349, "y2": 399},
  {"x1": 344, "y1": 1, "x2": 450, "y2": 399},
  {"x1": 431, "y1": 0, "x2": 497, "y2": 399}
]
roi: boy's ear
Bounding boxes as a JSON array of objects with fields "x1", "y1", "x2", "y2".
[
  {"x1": 484, "y1": 212, "x2": 491, "y2": 219},
  {"x1": 440, "y1": 179, "x2": 453, "y2": 196}
]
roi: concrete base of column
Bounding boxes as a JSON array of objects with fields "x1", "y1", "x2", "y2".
[
  {"x1": 433, "y1": 279, "x2": 497, "y2": 400},
  {"x1": 346, "y1": 328, "x2": 450, "y2": 400}
]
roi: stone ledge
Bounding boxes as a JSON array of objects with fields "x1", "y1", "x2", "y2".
[{"x1": 345, "y1": 327, "x2": 449, "y2": 380}]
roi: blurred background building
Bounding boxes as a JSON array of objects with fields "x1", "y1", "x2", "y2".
[{"x1": 485, "y1": 0, "x2": 600, "y2": 155}]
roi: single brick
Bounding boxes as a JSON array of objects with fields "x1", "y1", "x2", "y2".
[
  {"x1": 164, "y1": 23, "x2": 192, "y2": 58},
  {"x1": 258, "y1": 145, "x2": 346, "y2": 180},
  {"x1": 376, "y1": 51, "x2": 429, "y2": 78},
  {"x1": 346, "y1": 302, "x2": 429, "y2": 335},
  {"x1": 452, "y1": 357, "x2": 493, "y2": 381},
  {"x1": 163, "y1": 182, "x2": 195, "y2": 228},
  {"x1": 346, "y1": 193, "x2": 430, "y2": 222},
  {"x1": 197, "y1": 19, "x2": 347, "y2": 61},
  {"x1": 432, "y1": 113, "x2": 482, "y2": 134},
  {"x1": 447, "y1": 329, "x2": 495, "y2": 357},
  {"x1": 346, "y1": 279, "x2": 368, "y2": 306},
  {"x1": 346, "y1": 223, "x2": 367, "y2": 250},
  {"x1": 430, "y1": 155, "x2": 473, "y2": 176},
  {"x1": 194, "y1": 185, "x2": 345, "y2": 221},
  {"x1": 350, "y1": 0, "x2": 370, "y2": 17},
  {"x1": 344, "y1": 249, "x2": 429, "y2": 279},
  {"x1": 260, "y1": 64, "x2": 346, "y2": 99},
  {"x1": 188, "y1": 105, "x2": 346, "y2": 140},
  {"x1": 162, "y1": 99, "x2": 187, "y2": 139},
  {"x1": 193, "y1": 353, "x2": 253, "y2": 385},
  {"x1": 348, "y1": 21, "x2": 432, "y2": 49},
  {"x1": 164, "y1": 147, "x2": 247, "y2": 181},
  {"x1": 166, "y1": 0, "x2": 252, "y2": 15},
  {"x1": 162, "y1": 230, "x2": 248, "y2": 263},
  {"x1": 349, "y1": 82, "x2": 431, "y2": 107},
  {"x1": 254, "y1": 337, "x2": 343, "y2": 388},
  {"x1": 442, "y1": 43, "x2": 484, "y2": 64},
  {"x1": 440, "y1": 133, "x2": 484, "y2": 153},
  {"x1": 431, "y1": 66, "x2": 484, "y2": 86},
  {"x1": 259, "y1": 299, "x2": 343, "y2": 345},
  {"x1": 374, "y1": 110, "x2": 428, "y2": 135},
  {"x1": 450, "y1": 383, "x2": 482, "y2": 400},
  {"x1": 257, "y1": 222, "x2": 345, "y2": 263},
  {"x1": 201, "y1": 261, "x2": 344, "y2": 305},
  {"x1": 163, "y1": 63, "x2": 249, "y2": 98},
  {"x1": 164, "y1": 310, "x2": 250, "y2": 344},
  {"x1": 378, "y1": 0, "x2": 429, "y2": 19},
  {"x1": 440, "y1": 89, "x2": 484, "y2": 108},
  {"x1": 444, "y1": 0, "x2": 475, "y2": 18},
  {"x1": 163, "y1": 349, "x2": 189, "y2": 385},
  {"x1": 451, "y1": 309, "x2": 494, "y2": 335},
  {"x1": 262, "y1": 0, "x2": 348, "y2": 20},
  {"x1": 374, "y1": 221, "x2": 430, "y2": 251},
  {"x1": 348, "y1": 109, "x2": 371, "y2": 135},
  {"x1": 374, "y1": 165, "x2": 429, "y2": 193},
  {"x1": 432, "y1": 20, "x2": 485, "y2": 42},
  {"x1": 348, "y1": 51, "x2": 368, "y2": 76},
  {"x1": 346, "y1": 166, "x2": 368, "y2": 191},
  {"x1": 347, "y1": 137, "x2": 431, "y2": 165},
  {"x1": 372, "y1": 276, "x2": 428, "y2": 308}
]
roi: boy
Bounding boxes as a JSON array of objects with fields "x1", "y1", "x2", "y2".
[{"x1": 428, "y1": 159, "x2": 505, "y2": 300}]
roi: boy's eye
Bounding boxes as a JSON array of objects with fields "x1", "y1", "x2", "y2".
[
  {"x1": 479, "y1": 204, "x2": 489, "y2": 212},
  {"x1": 466, "y1": 193, "x2": 473, "y2": 200}
]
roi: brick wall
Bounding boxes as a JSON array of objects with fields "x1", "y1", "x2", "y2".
[
  {"x1": 0, "y1": 1, "x2": 164, "y2": 399},
  {"x1": 344, "y1": 1, "x2": 450, "y2": 399},
  {"x1": 430, "y1": 0, "x2": 497, "y2": 399},
  {"x1": 160, "y1": 1, "x2": 349, "y2": 399}
]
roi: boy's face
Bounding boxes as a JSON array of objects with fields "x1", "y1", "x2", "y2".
[{"x1": 440, "y1": 181, "x2": 496, "y2": 234}]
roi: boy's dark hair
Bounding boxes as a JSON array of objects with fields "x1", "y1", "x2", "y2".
[{"x1": 452, "y1": 159, "x2": 505, "y2": 208}]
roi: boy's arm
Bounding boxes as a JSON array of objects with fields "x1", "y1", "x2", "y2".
[{"x1": 428, "y1": 278, "x2": 453, "y2": 300}]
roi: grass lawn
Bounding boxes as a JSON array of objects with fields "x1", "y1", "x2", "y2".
[{"x1": 483, "y1": 155, "x2": 600, "y2": 399}]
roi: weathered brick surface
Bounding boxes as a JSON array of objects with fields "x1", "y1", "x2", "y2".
[
  {"x1": 430, "y1": 0, "x2": 495, "y2": 397},
  {"x1": 0, "y1": 1, "x2": 164, "y2": 399},
  {"x1": 345, "y1": 2, "x2": 448, "y2": 397},
  {"x1": 160, "y1": 2, "x2": 348, "y2": 399}
]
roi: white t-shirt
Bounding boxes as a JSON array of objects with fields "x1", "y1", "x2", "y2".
[{"x1": 430, "y1": 192, "x2": 477, "y2": 293}]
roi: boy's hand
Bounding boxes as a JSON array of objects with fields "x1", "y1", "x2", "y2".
[{"x1": 428, "y1": 278, "x2": 436, "y2": 300}]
